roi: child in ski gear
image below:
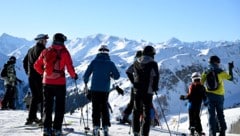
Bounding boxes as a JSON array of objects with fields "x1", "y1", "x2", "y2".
[
  {"x1": 132, "y1": 45, "x2": 159, "y2": 136},
  {"x1": 180, "y1": 72, "x2": 207, "y2": 135},
  {"x1": 120, "y1": 50, "x2": 142, "y2": 124},
  {"x1": 201, "y1": 55, "x2": 234, "y2": 136},
  {"x1": 1, "y1": 56, "x2": 22, "y2": 110},
  {"x1": 23, "y1": 34, "x2": 48, "y2": 125},
  {"x1": 34, "y1": 33, "x2": 78, "y2": 136},
  {"x1": 83, "y1": 45, "x2": 120, "y2": 136},
  {"x1": 23, "y1": 91, "x2": 32, "y2": 110}
]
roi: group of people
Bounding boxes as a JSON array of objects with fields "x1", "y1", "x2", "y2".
[{"x1": 0, "y1": 32, "x2": 234, "y2": 136}]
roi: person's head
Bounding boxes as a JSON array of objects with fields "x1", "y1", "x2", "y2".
[
  {"x1": 143, "y1": 45, "x2": 156, "y2": 58},
  {"x1": 209, "y1": 55, "x2": 220, "y2": 66},
  {"x1": 191, "y1": 72, "x2": 201, "y2": 83},
  {"x1": 53, "y1": 33, "x2": 67, "y2": 45},
  {"x1": 8, "y1": 56, "x2": 16, "y2": 64},
  {"x1": 135, "y1": 50, "x2": 142, "y2": 58},
  {"x1": 98, "y1": 45, "x2": 109, "y2": 54},
  {"x1": 34, "y1": 34, "x2": 48, "y2": 46}
]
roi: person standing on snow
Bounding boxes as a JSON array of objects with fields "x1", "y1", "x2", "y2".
[
  {"x1": 34, "y1": 33, "x2": 78, "y2": 136},
  {"x1": 132, "y1": 45, "x2": 159, "y2": 136},
  {"x1": 180, "y1": 72, "x2": 207, "y2": 135},
  {"x1": 1, "y1": 56, "x2": 22, "y2": 110},
  {"x1": 23, "y1": 34, "x2": 49, "y2": 125},
  {"x1": 201, "y1": 56, "x2": 234, "y2": 136},
  {"x1": 120, "y1": 50, "x2": 142, "y2": 124},
  {"x1": 83, "y1": 45, "x2": 120, "y2": 136}
]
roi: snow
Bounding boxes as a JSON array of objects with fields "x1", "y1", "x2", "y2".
[{"x1": 0, "y1": 107, "x2": 240, "y2": 136}]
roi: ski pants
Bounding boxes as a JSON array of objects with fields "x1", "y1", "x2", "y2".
[
  {"x1": 123, "y1": 87, "x2": 134, "y2": 115},
  {"x1": 91, "y1": 91, "x2": 110, "y2": 127},
  {"x1": 207, "y1": 93, "x2": 226, "y2": 136},
  {"x1": 43, "y1": 85, "x2": 66, "y2": 130},
  {"x1": 188, "y1": 106, "x2": 203, "y2": 133},
  {"x1": 28, "y1": 75, "x2": 43, "y2": 120},
  {"x1": 132, "y1": 92, "x2": 153, "y2": 136},
  {"x1": 2, "y1": 85, "x2": 15, "y2": 109}
]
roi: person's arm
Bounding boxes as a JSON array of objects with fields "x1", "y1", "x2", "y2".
[{"x1": 110, "y1": 62, "x2": 120, "y2": 80}]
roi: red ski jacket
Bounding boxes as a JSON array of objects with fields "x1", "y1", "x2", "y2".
[{"x1": 34, "y1": 44, "x2": 76, "y2": 85}]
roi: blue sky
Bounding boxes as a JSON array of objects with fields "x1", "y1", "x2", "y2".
[{"x1": 0, "y1": 0, "x2": 239, "y2": 43}]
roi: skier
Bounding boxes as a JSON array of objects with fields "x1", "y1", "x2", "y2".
[
  {"x1": 34, "y1": 33, "x2": 78, "y2": 136},
  {"x1": 1, "y1": 56, "x2": 22, "y2": 110},
  {"x1": 83, "y1": 45, "x2": 120, "y2": 136},
  {"x1": 120, "y1": 50, "x2": 142, "y2": 124},
  {"x1": 180, "y1": 72, "x2": 207, "y2": 135},
  {"x1": 132, "y1": 45, "x2": 159, "y2": 136},
  {"x1": 201, "y1": 56, "x2": 234, "y2": 136},
  {"x1": 23, "y1": 34, "x2": 49, "y2": 125}
]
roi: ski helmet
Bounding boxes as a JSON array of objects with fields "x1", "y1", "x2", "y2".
[
  {"x1": 98, "y1": 45, "x2": 109, "y2": 53},
  {"x1": 34, "y1": 34, "x2": 49, "y2": 41},
  {"x1": 209, "y1": 55, "x2": 220, "y2": 64},
  {"x1": 143, "y1": 45, "x2": 156, "y2": 56},
  {"x1": 53, "y1": 33, "x2": 67, "y2": 43},
  {"x1": 191, "y1": 72, "x2": 201, "y2": 82}
]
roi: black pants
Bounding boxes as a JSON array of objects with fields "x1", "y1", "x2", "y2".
[
  {"x1": 43, "y1": 85, "x2": 66, "y2": 130},
  {"x1": 2, "y1": 85, "x2": 15, "y2": 109},
  {"x1": 123, "y1": 87, "x2": 134, "y2": 115},
  {"x1": 91, "y1": 91, "x2": 110, "y2": 127},
  {"x1": 28, "y1": 76, "x2": 43, "y2": 120},
  {"x1": 189, "y1": 107, "x2": 203, "y2": 133},
  {"x1": 132, "y1": 92, "x2": 153, "y2": 136}
]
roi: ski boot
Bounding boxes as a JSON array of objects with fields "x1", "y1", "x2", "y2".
[
  {"x1": 93, "y1": 126, "x2": 100, "y2": 136},
  {"x1": 43, "y1": 128, "x2": 52, "y2": 136},
  {"x1": 25, "y1": 117, "x2": 41, "y2": 125},
  {"x1": 190, "y1": 127, "x2": 195, "y2": 136},
  {"x1": 103, "y1": 126, "x2": 109, "y2": 136},
  {"x1": 53, "y1": 129, "x2": 62, "y2": 136}
]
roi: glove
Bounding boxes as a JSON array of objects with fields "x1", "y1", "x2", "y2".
[
  {"x1": 74, "y1": 73, "x2": 78, "y2": 80},
  {"x1": 180, "y1": 95, "x2": 186, "y2": 100},
  {"x1": 228, "y1": 62, "x2": 234, "y2": 70},
  {"x1": 116, "y1": 85, "x2": 124, "y2": 96}
]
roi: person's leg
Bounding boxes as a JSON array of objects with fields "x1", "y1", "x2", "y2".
[
  {"x1": 216, "y1": 95, "x2": 226, "y2": 136},
  {"x1": 141, "y1": 94, "x2": 152, "y2": 136},
  {"x1": 101, "y1": 92, "x2": 110, "y2": 127},
  {"x1": 1, "y1": 85, "x2": 12, "y2": 109},
  {"x1": 207, "y1": 93, "x2": 217, "y2": 136},
  {"x1": 53, "y1": 85, "x2": 66, "y2": 131},
  {"x1": 43, "y1": 85, "x2": 54, "y2": 129},
  {"x1": 132, "y1": 92, "x2": 142, "y2": 135},
  {"x1": 27, "y1": 76, "x2": 42, "y2": 121},
  {"x1": 91, "y1": 92, "x2": 101, "y2": 127}
]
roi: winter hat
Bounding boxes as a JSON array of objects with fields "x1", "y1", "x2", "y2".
[
  {"x1": 143, "y1": 45, "x2": 156, "y2": 56},
  {"x1": 34, "y1": 34, "x2": 49, "y2": 41},
  {"x1": 135, "y1": 50, "x2": 142, "y2": 58},
  {"x1": 9, "y1": 56, "x2": 16, "y2": 64},
  {"x1": 53, "y1": 33, "x2": 67, "y2": 44},
  {"x1": 98, "y1": 45, "x2": 109, "y2": 53},
  {"x1": 209, "y1": 55, "x2": 220, "y2": 64}
]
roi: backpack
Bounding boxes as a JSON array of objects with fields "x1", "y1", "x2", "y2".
[
  {"x1": 205, "y1": 69, "x2": 219, "y2": 91},
  {"x1": 43, "y1": 47, "x2": 64, "y2": 79},
  {"x1": 1, "y1": 63, "x2": 9, "y2": 78}
]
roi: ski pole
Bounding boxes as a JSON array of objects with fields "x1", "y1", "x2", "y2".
[
  {"x1": 176, "y1": 100, "x2": 183, "y2": 133},
  {"x1": 155, "y1": 92, "x2": 172, "y2": 136},
  {"x1": 128, "y1": 123, "x2": 132, "y2": 135}
]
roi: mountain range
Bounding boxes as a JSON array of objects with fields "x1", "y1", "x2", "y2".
[{"x1": 0, "y1": 33, "x2": 240, "y2": 116}]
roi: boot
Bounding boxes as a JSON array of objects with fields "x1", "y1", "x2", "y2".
[
  {"x1": 103, "y1": 126, "x2": 109, "y2": 136},
  {"x1": 219, "y1": 131, "x2": 225, "y2": 136},
  {"x1": 93, "y1": 126, "x2": 100, "y2": 136},
  {"x1": 43, "y1": 128, "x2": 52, "y2": 136}
]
